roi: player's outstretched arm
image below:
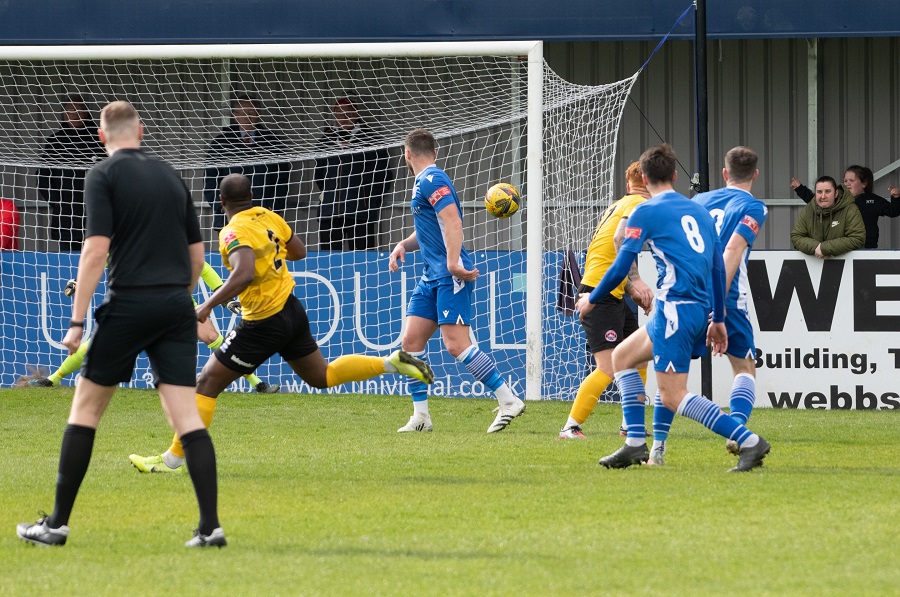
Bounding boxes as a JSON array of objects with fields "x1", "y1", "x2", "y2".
[
  {"x1": 196, "y1": 246, "x2": 255, "y2": 322},
  {"x1": 576, "y1": 247, "x2": 638, "y2": 318},
  {"x1": 200, "y1": 260, "x2": 225, "y2": 291}
]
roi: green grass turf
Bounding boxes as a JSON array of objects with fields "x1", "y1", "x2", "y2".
[{"x1": 1, "y1": 387, "x2": 898, "y2": 595}]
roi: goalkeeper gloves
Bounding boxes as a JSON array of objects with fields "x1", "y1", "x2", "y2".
[
  {"x1": 63, "y1": 279, "x2": 77, "y2": 298},
  {"x1": 226, "y1": 299, "x2": 242, "y2": 315}
]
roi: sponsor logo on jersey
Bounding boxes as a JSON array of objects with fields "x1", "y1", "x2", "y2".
[
  {"x1": 605, "y1": 330, "x2": 618, "y2": 342},
  {"x1": 624, "y1": 226, "x2": 642, "y2": 239},
  {"x1": 426, "y1": 175, "x2": 434, "y2": 182},
  {"x1": 222, "y1": 230, "x2": 237, "y2": 245},
  {"x1": 429, "y1": 186, "x2": 451, "y2": 205},
  {"x1": 741, "y1": 215, "x2": 759, "y2": 235}
]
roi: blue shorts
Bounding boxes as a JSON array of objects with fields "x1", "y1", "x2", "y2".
[
  {"x1": 725, "y1": 305, "x2": 755, "y2": 360},
  {"x1": 407, "y1": 277, "x2": 473, "y2": 326},
  {"x1": 646, "y1": 300, "x2": 708, "y2": 373}
]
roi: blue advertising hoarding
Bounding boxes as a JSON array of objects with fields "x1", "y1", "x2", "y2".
[{"x1": 0, "y1": 250, "x2": 588, "y2": 399}]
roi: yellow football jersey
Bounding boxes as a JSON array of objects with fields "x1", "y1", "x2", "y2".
[
  {"x1": 581, "y1": 193, "x2": 647, "y2": 299},
  {"x1": 218, "y1": 207, "x2": 295, "y2": 321}
]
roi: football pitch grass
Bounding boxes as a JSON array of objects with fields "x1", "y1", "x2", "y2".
[{"x1": 1, "y1": 387, "x2": 898, "y2": 596}]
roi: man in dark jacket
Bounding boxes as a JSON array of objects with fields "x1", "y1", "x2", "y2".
[
  {"x1": 314, "y1": 97, "x2": 394, "y2": 251},
  {"x1": 37, "y1": 95, "x2": 106, "y2": 251},
  {"x1": 791, "y1": 175, "x2": 865, "y2": 258},
  {"x1": 203, "y1": 97, "x2": 291, "y2": 229}
]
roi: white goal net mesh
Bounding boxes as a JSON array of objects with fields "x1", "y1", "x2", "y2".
[{"x1": 0, "y1": 49, "x2": 637, "y2": 401}]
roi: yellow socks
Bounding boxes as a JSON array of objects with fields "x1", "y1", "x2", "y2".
[
  {"x1": 169, "y1": 394, "x2": 218, "y2": 458},
  {"x1": 569, "y1": 367, "x2": 613, "y2": 424},
  {"x1": 325, "y1": 355, "x2": 385, "y2": 387}
]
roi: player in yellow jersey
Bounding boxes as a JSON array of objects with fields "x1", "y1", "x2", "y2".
[
  {"x1": 559, "y1": 161, "x2": 654, "y2": 439},
  {"x1": 129, "y1": 173, "x2": 433, "y2": 473},
  {"x1": 18, "y1": 262, "x2": 279, "y2": 393}
]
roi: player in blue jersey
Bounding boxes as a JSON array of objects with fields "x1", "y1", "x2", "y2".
[
  {"x1": 389, "y1": 128, "x2": 525, "y2": 433},
  {"x1": 575, "y1": 144, "x2": 770, "y2": 472},
  {"x1": 647, "y1": 146, "x2": 768, "y2": 465}
]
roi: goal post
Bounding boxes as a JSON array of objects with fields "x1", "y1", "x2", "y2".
[{"x1": 0, "y1": 42, "x2": 637, "y2": 403}]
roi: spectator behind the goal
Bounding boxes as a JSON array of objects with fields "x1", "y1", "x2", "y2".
[
  {"x1": 790, "y1": 175, "x2": 865, "y2": 259},
  {"x1": 313, "y1": 97, "x2": 394, "y2": 250},
  {"x1": 791, "y1": 166, "x2": 900, "y2": 248},
  {"x1": 36, "y1": 95, "x2": 105, "y2": 252},
  {"x1": 203, "y1": 96, "x2": 292, "y2": 230},
  {"x1": 0, "y1": 197, "x2": 20, "y2": 250}
]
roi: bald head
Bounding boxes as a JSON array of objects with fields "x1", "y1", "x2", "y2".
[{"x1": 220, "y1": 173, "x2": 252, "y2": 202}]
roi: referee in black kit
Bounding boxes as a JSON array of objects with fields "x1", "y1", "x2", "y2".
[{"x1": 16, "y1": 101, "x2": 225, "y2": 548}]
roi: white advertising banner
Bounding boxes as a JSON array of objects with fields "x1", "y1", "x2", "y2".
[{"x1": 640, "y1": 250, "x2": 900, "y2": 410}]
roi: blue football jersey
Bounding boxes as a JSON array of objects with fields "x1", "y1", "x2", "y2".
[
  {"x1": 621, "y1": 190, "x2": 720, "y2": 305},
  {"x1": 411, "y1": 164, "x2": 474, "y2": 281},
  {"x1": 694, "y1": 187, "x2": 767, "y2": 310}
]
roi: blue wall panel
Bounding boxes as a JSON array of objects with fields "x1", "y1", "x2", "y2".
[{"x1": 0, "y1": 1, "x2": 897, "y2": 44}]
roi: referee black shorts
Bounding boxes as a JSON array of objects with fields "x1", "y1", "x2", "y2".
[
  {"x1": 214, "y1": 294, "x2": 319, "y2": 375},
  {"x1": 578, "y1": 284, "x2": 639, "y2": 354},
  {"x1": 83, "y1": 287, "x2": 197, "y2": 387}
]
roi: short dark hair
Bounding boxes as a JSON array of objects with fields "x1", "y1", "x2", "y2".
[
  {"x1": 219, "y1": 173, "x2": 252, "y2": 204},
  {"x1": 405, "y1": 128, "x2": 436, "y2": 157},
  {"x1": 230, "y1": 95, "x2": 258, "y2": 110},
  {"x1": 639, "y1": 143, "x2": 677, "y2": 185},
  {"x1": 815, "y1": 175, "x2": 838, "y2": 190},
  {"x1": 724, "y1": 146, "x2": 758, "y2": 183},
  {"x1": 845, "y1": 165, "x2": 873, "y2": 193},
  {"x1": 63, "y1": 94, "x2": 87, "y2": 108}
]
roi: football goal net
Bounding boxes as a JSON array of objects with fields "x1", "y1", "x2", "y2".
[{"x1": 0, "y1": 42, "x2": 638, "y2": 401}]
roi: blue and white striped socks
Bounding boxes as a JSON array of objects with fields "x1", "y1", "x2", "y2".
[
  {"x1": 652, "y1": 390, "x2": 674, "y2": 441},
  {"x1": 407, "y1": 350, "x2": 430, "y2": 415},
  {"x1": 614, "y1": 369, "x2": 647, "y2": 446},
  {"x1": 457, "y1": 345, "x2": 517, "y2": 406},
  {"x1": 676, "y1": 393, "x2": 755, "y2": 446},
  {"x1": 729, "y1": 373, "x2": 756, "y2": 425}
]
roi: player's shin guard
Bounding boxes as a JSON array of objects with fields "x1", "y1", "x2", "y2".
[
  {"x1": 729, "y1": 373, "x2": 755, "y2": 425},
  {"x1": 615, "y1": 369, "x2": 647, "y2": 445},
  {"x1": 569, "y1": 368, "x2": 612, "y2": 425},
  {"x1": 170, "y1": 394, "x2": 218, "y2": 459},
  {"x1": 325, "y1": 355, "x2": 384, "y2": 387},
  {"x1": 676, "y1": 393, "x2": 752, "y2": 445},
  {"x1": 652, "y1": 390, "x2": 675, "y2": 442}
]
